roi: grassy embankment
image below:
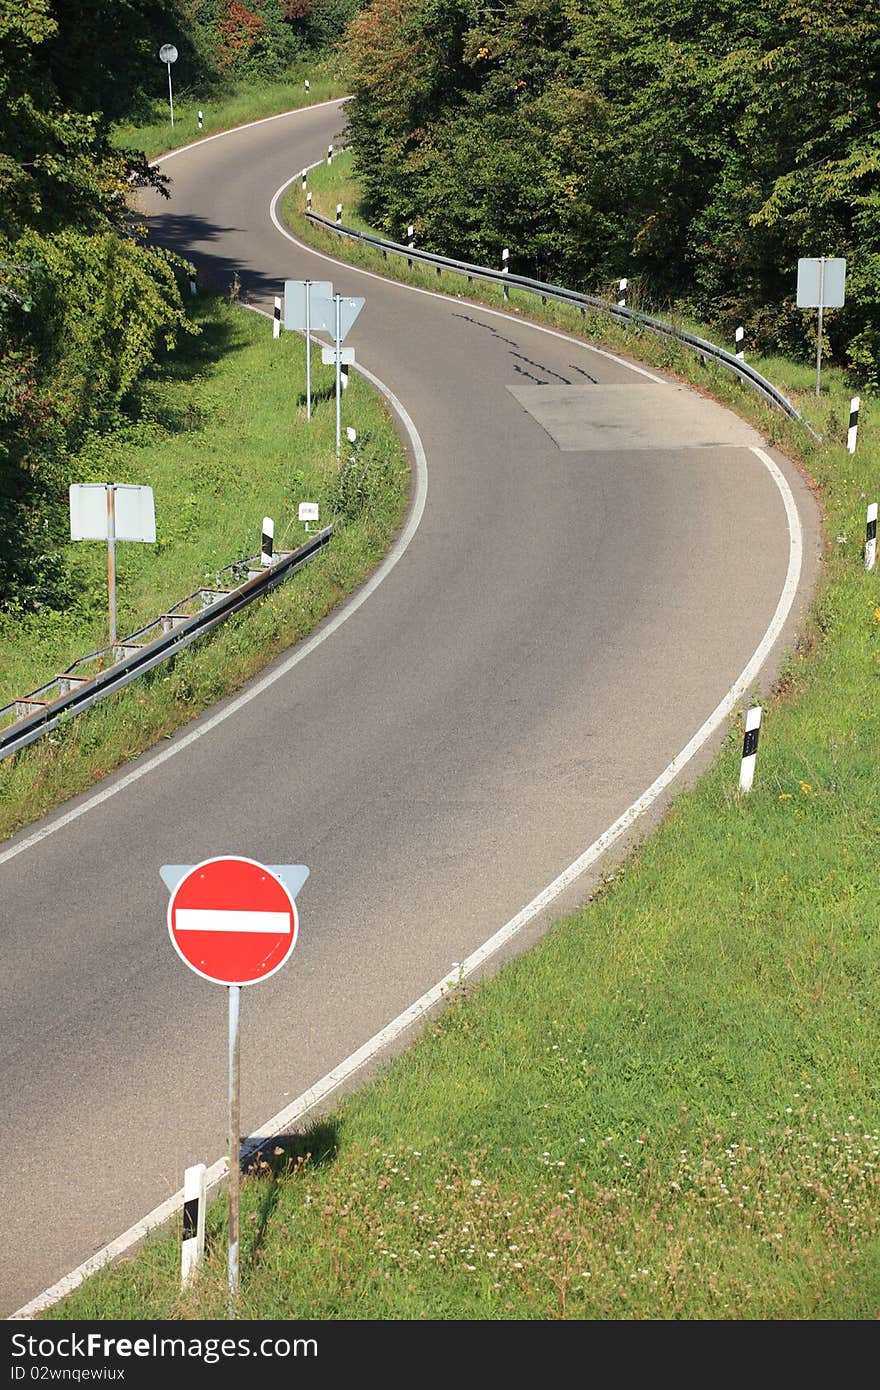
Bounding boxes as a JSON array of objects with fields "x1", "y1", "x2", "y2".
[
  {"x1": 0, "y1": 293, "x2": 408, "y2": 842},
  {"x1": 112, "y1": 54, "x2": 346, "y2": 161},
  {"x1": 46, "y1": 152, "x2": 880, "y2": 1320}
]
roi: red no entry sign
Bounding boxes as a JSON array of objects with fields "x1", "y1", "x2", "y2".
[{"x1": 167, "y1": 856, "x2": 299, "y2": 986}]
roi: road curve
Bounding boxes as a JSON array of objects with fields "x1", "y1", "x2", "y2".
[{"x1": 0, "y1": 100, "x2": 820, "y2": 1315}]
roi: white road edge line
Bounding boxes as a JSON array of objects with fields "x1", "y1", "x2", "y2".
[
  {"x1": 11, "y1": 443, "x2": 803, "y2": 1319},
  {"x1": 267, "y1": 173, "x2": 666, "y2": 384}
]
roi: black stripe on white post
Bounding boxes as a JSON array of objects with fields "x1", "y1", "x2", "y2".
[
  {"x1": 739, "y1": 706, "x2": 761, "y2": 793},
  {"x1": 407, "y1": 224, "x2": 414, "y2": 268},
  {"x1": 847, "y1": 396, "x2": 860, "y2": 454},
  {"x1": 181, "y1": 1162, "x2": 206, "y2": 1288},
  {"x1": 502, "y1": 247, "x2": 509, "y2": 301},
  {"x1": 301, "y1": 168, "x2": 307, "y2": 191},
  {"x1": 341, "y1": 363, "x2": 349, "y2": 390},
  {"x1": 865, "y1": 502, "x2": 877, "y2": 572},
  {"x1": 305, "y1": 78, "x2": 310, "y2": 93},
  {"x1": 336, "y1": 203, "x2": 343, "y2": 225},
  {"x1": 198, "y1": 110, "x2": 203, "y2": 131},
  {"x1": 261, "y1": 516, "x2": 274, "y2": 567},
  {"x1": 735, "y1": 325, "x2": 745, "y2": 361},
  {"x1": 618, "y1": 277, "x2": 627, "y2": 309},
  {"x1": 327, "y1": 143, "x2": 333, "y2": 165},
  {"x1": 273, "y1": 296, "x2": 281, "y2": 339}
]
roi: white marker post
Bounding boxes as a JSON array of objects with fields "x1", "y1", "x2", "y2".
[
  {"x1": 735, "y1": 325, "x2": 745, "y2": 361},
  {"x1": 198, "y1": 110, "x2": 203, "y2": 131},
  {"x1": 159, "y1": 44, "x2": 178, "y2": 127},
  {"x1": 336, "y1": 203, "x2": 343, "y2": 225},
  {"x1": 273, "y1": 296, "x2": 281, "y2": 339},
  {"x1": 327, "y1": 143, "x2": 333, "y2": 165},
  {"x1": 865, "y1": 503, "x2": 877, "y2": 572},
  {"x1": 739, "y1": 706, "x2": 762, "y2": 793},
  {"x1": 502, "y1": 247, "x2": 509, "y2": 301},
  {"x1": 407, "y1": 224, "x2": 414, "y2": 267},
  {"x1": 618, "y1": 277, "x2": 627, "y2": 309},
  {"x1": 847, "y1": 396, "x2": 860, "y2": 454},
  {"x1": 261, "y1": 517, "x2": 274, "y2": 566},
  {"x1": 301, "y1": 169, "x2": 307, "y2": 191},
  {"x1": 305, "y1": 78, "x2": 310, "y2": 93},
  {"x1": 181, "y1": 1162, "x2": 207, "y2": 1288}
]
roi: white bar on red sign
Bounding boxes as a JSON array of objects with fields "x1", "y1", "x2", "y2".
[{"x1": 175, "y1": 909, "x2": 292, "y2": 934}]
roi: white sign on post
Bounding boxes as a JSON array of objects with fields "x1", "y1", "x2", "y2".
[
  {"x1": 69, "y1": 483, "x2": 155, "y2": 542},
  {"x1": 69, "y1": 483, "x2": 156, "y2": 645},
  {"x1": 796, "y1": 257, "x2": 846, "y2": 308},
  {"x1": 321, "y1": 346, "x2": 355, "y2": 365},
  {"x1": 283, "y1": 281, "x2": 333, "y2": 331},
  {"x1": 796, "y1": 257, "x2": 846, "y2": 397},
  {"x1": 335, "y1": 297, "x2": 365, "y2": 341},
  {"x1": 298, "y1": 502, "x2": 319, "y2": 523}
]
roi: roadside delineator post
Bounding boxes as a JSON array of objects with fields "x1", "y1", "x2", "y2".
[
  {"x1": 336, "y1": 203, "x2": 343, "y2": 225},
  {"x1": 305, "y1": 78, "x2": 310, "y2": 93},
  {"x1": 502, "y1": 247, "x2": 509, "y2": 301},
  {"x1": 735, "y1": 325, "x2": 745, "y2": 361},
  {"x1": 273, "y1": 297, "x2": 281, "y2": 339},
  {"x1": 198, "y1": 110, "x2": 203, "y2": 132},
  {"x1": 346, "y1": 427, "x2": 357, "y2": 444},
  {"x1": 847, "y1": 396, "x2": 860, "y2": 454},
  {"x1": 327, "y1": 143, "x2": 333, "y2": 165},
  {"x1": 739, "y1": 706, "x2": 761, "y2": 793},
  {"x1": 865, "y1": 502, "x2": 877, "y2": 572},
  {"x1": 261, "y1": 517, "x2": 274, "y2": 567},
  {"x1": 301, "y1": 169, "x2": 307, "y2": 191},
  {"x1": 407, "y1": 224, "x2": 414, "y2": 268},
  {"x1": 181, "y1": 1163, "x2": 207, "y2": 1288},
  {"x1": 617, "y1": 277, "x2": 627, "y2": 309}
]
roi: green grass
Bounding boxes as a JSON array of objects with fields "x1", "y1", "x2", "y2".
[
  {"x1": 0, "y1": 293, "x2": 409, "y2": 842},
  {"x1": 43, "y1": 153, "x2": 880, "y2": 1322},
  {"x1": 111, "y1": 54, "x2": 347, "y2": 161}
]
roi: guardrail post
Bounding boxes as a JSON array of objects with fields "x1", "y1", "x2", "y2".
[
  {"x1": 847, "y1": 397, "x2": 860, "y2": 454},
  {"x1": 738, "y1": 706, "x2": 761, "y2": 793}
]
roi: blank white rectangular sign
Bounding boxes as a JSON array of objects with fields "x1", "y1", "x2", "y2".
[
  {"x1": 284, "y1": 280, "x2": 333, "y2": 331},
  {"x1": 796, "y1": 258, "x2": 846, "y2": 308},
  {"x1": 69, "y1": 484, "x2": 156, "y2": 542},
  {"x1": 321, "y1": 346, "x2": 355, "y2": 365},
  {"x1": 298, "y1": 502, "x2": 319, "y2": 522}
]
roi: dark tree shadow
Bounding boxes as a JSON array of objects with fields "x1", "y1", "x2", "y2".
[{"x1": 241, "y1": 1120, "x2": 341, "y2": 1263}]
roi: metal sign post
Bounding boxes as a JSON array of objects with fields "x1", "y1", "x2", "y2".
[
  {"x1": 796, "y1": 256, "x2": 846, "y2": 398},
  {"x1": 158, "y1": 45, "x2": 178, "y2": 127},
  {"x1": 227, "y1": 983, "x2": 241, "y2": 1314},
  {"x1": 106, "y1": 485, "x2": 117, "y2": 645},
  {"x1": 335, "y1": 294, "x2": 342, "y2": 455},
  {"x1": 305, "y1": 281, "x2": 312, "y2": 421},
  {"x1": 283, "y1": 280, "x2": 333, "y2": 420}
]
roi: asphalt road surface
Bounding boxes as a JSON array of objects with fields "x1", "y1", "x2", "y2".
[{"x1": 0, "y1": 100, "x2": 820, "y2": 1315}]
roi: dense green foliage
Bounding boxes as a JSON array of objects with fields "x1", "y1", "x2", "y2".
[
  {"x1": 344, "y1": 0, "x2": 880, "y2": 379},
  {"x1": 0, "y1": 2, "x2": 193, "y2": 613}
]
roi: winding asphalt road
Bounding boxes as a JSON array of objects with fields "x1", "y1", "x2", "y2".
[{"x1": 0, "y1": 100, "x2": 820, "y2": 1316}]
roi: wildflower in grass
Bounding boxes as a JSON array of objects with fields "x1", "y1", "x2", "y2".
[
  {"x1": 799, "y1": 782, "x2": 812, "y2": 794},
  {"x1": 779, "y1": 792, "x2": 792, "y2": 800}
]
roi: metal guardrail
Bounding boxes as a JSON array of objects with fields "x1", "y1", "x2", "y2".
[
  {"x1": 307, "y1": 211, "x2": 819, "y2": 440},
  {"x1": 0, "y1": 526, "x2": 333, "y2": 761}
]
